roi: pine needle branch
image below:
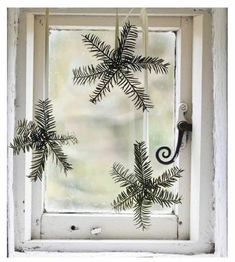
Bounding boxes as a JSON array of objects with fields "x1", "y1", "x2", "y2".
[
  {"x1": 111, "y1": 187, "x2": 138, "y2": 212},
  {"x1": 50, "y1": 133, "x2": 78, "y2": 145},
  {"x1": 127, "y1": 55, "x2": 170, "y2": 74},
  {"x1": 82, "y1": 34, "x2": 115, "y2": 63},
  {"x1": 111, "y1": 162, "x2": 138, "y2": 187},
  {"x1": 73, "y1": 21, "x2": 169, "y2": 111},
  {"x1": 72, "y1": 64, "x2": 108, "y2": 85},
  {"x1": 156, "y1": 166, "x2": 183, "y2": 188},
  {"x1": 133, "y1": 196, "x2": 152, "y2": 230},
  {"x1": 134, "y1": 141, "x2": 153, "y2": 183},
  {"x1": 118, "y1": 71, "x2": 153, "y2": 111},
  {"x1": 111, "y1": 141, "x2": 183, "y2": 230},
  {"x1": 34, "y1": 98, "x2": 56, "y2": 132},
  {"x1": 10, "y1": 98, "x2": 78, "y2": 181},
  {"x1": 89, "y1": 69, "x2": 120, "y2": 104},
  {"x1": 48, "y1": 141, "x2": 72, "y2": 175},
  {"x1": 117, "y1": 21, "x2": 138, "y2": 61},
  {"x1": 151, "y1": 188, "x2": 182, "y2": 208},
  {"x1": 28, "y1": 147, "x2": 48, "y2": 182}
]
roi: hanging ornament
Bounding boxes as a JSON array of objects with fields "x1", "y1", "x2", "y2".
[
  {"x1": 10, "y1": 99, "x2": 78, "y2": 181},
  {"x1": 10, "y1": 9, "x2": 78, "y2": 181},
  {"x1": 73, "y1": 21, "x2": 170, "y2": 111},
  {"x1": 110, "y1": 141, "x2": 183, "y2": 230}
]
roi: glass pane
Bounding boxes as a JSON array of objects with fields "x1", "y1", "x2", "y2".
[
  {"x1": 134, "y1": 31, "x2": 176, "y2": 213},
  {"x1": 45, "y1": 27, "x2": 175, "y2": 213},
  {"x1": 148, "y1": 32, "x2": 175, "y2": 175}
]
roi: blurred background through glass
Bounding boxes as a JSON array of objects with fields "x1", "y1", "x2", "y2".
[{"x1": 45, "y1": 27, "x2": 175, "y2": 213}]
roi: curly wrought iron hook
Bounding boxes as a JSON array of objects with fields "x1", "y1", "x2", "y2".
[{"x1": 155, "y1": 121, "x2": 192, "y2": 165}]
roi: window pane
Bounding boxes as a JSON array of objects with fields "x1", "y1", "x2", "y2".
[
  {"x1": 45, "y1": 28, "x2": 175, "y2": 213},
  {"x1": 148, "y1": 32, "x2": 175, "y2": 175},
  {"x1": 135, "y1": 31, "x2": 175, "y2": 175}
]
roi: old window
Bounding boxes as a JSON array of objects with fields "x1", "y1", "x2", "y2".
[{"x1": 11, "y1": 8, "x2": 215, "y2": 254}]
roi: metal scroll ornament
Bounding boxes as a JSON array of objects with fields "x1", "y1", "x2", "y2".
[{"x1": 155, "y1": 103, "x2": 192, "y2": 165}]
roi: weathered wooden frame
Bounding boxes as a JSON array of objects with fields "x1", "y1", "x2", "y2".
[{"x1": 6, "y1": 8, "x2": 227, "y2": 256}]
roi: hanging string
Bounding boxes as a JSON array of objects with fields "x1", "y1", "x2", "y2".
[
  {"x1": 121, "y1": 8, "x2": 134, "y2": 24},
  {"x1": 44, "y1": 8, "x2": 49, "y2": 99},
  {"x1": 115, "y1": 8, "x2": 134, "y2": 49},
  {"x1": 115, "y1": 8, "x2": 119, "y2": 50},
  {"x1": 117, "y1": 8, "x2": 149, "y2": 148},
  {"x1": 140, "y1": 8, "x2": 149, "y2": 151}
]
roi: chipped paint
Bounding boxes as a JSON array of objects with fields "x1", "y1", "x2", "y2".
[{"x1": 7, "y1": 8, "x2": 20, "y2": 257}]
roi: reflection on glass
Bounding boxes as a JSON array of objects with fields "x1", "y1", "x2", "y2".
[{"x1": 45, "y1": 28, "x2": 175, "y2": 213}]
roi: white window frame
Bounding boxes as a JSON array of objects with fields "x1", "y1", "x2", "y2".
[
  {"x1": 9, "y1": 8, "x2": 216, "y2": 255},
  {"x1": 31, "y1": 13, "x2": 192, "y2": 241}
]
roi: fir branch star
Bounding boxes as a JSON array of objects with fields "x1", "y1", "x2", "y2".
[
  {"x1": 73, "y1": 21, "x2": 170, "y2": 111},
  {"x1": 10, "y1": 98, "x2": 78, "y2": 181},
  {"x1": 111, "y1": 141, "x2": 183, "y2": 230}
]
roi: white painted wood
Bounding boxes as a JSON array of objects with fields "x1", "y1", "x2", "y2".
[
  {"x1": 20, "y1": 8, "x2": 210, "y2": 17},
  {"x1": 190, "y1": 14, "x2": 214, "y2": 245},
  {"x1": 12, "y1": 9, "x2": 30, "y2": 252},
  {"x1": 41, "y1": 213, "x2": 177, "y2": 240},
  {"x1": 190, "y1": 15, "x2": 203, "y2": 243},
  {"x1": 24, "y1": 12, "x2": 34, "y2": 242},
  {"x1": 12, "y1": 251, "x2": 215, "y2": 257},
  {"x1": 211, "y1": 9, "x2": 227, "y2": 257},
  {"x1": 31, "y1": 15, "x2": 47, "y2": 239},
  {"x1": 7, "y1": 8, "x2": 20, "y2": 257},
  {"x1": 175, "y1": 16, "x2": 193, "y2": 240},
  {"x1": 21, "y1": 239, "x2": 214, "y2": 254},
  {"x1": 48, "y1": 15, "x2": 181, "y2": 30},
  {"x1": 44, "y1": 9, "x2": 49, "y2": 98}
]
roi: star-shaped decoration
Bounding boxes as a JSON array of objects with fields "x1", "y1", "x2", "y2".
[
  {"x1": 73, "y1": 21, "x2": 170, "y2": 111},
  {"x1": 111, "y1": 141, "x2": 183, "y2": 230},
  {"x1": 10, "y1": 99, "x2": 78, "y2": 181}
]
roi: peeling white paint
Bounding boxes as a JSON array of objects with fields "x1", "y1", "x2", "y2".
[{"x1": 7, "y1": 8, "x2": 20, "y2": 257}]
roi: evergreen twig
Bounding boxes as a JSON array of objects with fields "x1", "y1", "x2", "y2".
[
  {"x1": 10, "y1": 98, "x2": 78, "y2": 181},
  {"x1": 73, "y1": 21, "x2": 169, "y2": 111},
  {"x1": 111, "y1": 141, "x2": 183, "y2": 230}
]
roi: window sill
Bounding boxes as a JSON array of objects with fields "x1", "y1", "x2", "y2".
[
  {"x1": 15, "y1": 239, "x2": 214, "y2": 255},
  {"x1": 13, "y1": 250, "x2": 216, "y2": 258}
]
